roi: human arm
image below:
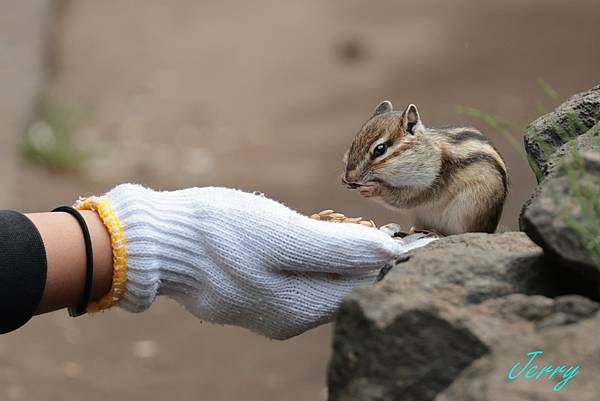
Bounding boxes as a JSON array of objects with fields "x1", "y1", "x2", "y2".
[
  {"x1": 27, "y1": 210, "x2": 113, "y2": 315},
  {"x1": 4, "y1": 184, "x2": 433, "y2": 339},
  {"x1": 0, "y1": 209, "x2": 112, "y2": 334}
]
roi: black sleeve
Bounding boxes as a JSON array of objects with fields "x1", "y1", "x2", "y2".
[{"x1": 0, "y1": 211, "x2": 47, "y2": 334}]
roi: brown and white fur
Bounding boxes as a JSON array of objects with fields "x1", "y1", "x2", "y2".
[{"x1": 342, "y1": 101, "x2": 508, "y2": 235}]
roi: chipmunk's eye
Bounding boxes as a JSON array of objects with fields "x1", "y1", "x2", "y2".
[{"x1": 372, "y1": 143, "x2": 387, "y2": 158}]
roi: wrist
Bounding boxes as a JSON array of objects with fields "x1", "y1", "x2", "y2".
[
  {"x1": 75, "y1": 196, "x2": 128, "y2": 312},
  {"x1": 29, "y1": 210, "x2": 113, "y2": 315}
]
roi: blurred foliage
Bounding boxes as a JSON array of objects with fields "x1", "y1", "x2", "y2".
[
  {"x1": 23, "y1": 91, "x2": 91, "y2": 172},
  {"x1": 456, "y1": 79, "x2": 561, "y2": 161},
  {"x1": 455, "y1": 105, "x2": 528, "y2": 159},
  {"x1": 536, "y1": 77, "x2": 560, "y2": 103}
]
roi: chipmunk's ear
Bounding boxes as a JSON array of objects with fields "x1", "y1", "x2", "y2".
[
  {"x1": 373, "y1": 100, "x2": 393, "y2": 117},
  {"x1": 402, "y1": 104, "x2": 423, "y2": 135}
]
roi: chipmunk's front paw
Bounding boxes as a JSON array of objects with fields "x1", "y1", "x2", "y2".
[{"x1": 358, "y1": 183, "x2": 381, "y2": 198}]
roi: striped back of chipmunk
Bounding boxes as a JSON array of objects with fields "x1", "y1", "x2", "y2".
[
  {"x1": 433, "y1": 126, "x2": 508, "y2": 195},
  {"x1": 423, "y1": 126, "x2": 509, "y2": 233}
]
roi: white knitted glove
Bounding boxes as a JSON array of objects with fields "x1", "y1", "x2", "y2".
[{"x1": 92, "y1": 184, "x2": 424, "y2": 340}]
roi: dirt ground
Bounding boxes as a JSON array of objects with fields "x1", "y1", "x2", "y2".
[{"x1": 1, "y1": 0, "x2": 599, "y2": 400}]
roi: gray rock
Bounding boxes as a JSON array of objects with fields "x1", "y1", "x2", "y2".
[
  {"x1": 521, "y1": 151, "x2": 600, "y2": 290},
  {"x1": 524, "y1": 84, "x2": 600, "y2": 182},
  {"x1": 327, "y1": 233, "x2": 594, "y2": 401},
  {"x1": 520, "y1": 117, "x2": 600, "y2": 230},
  {"x1": 544, "y1": 121, "x2": 600, "y2": 178},
  {"x1": 553, "y1": 294, "x2": 600, "y2": 317},
  {"x1": 376, "y1": 232, "x2": 566, "y2": 304},
  {"x1": 437, "y1": 311, "x2": 600, "y2": 401},
  {"x1": 328, "y1": 295, "x2": 490, "y2": 401},
  {"x1": 537, "y1": 295, "x2": 600, "y2": 329}
]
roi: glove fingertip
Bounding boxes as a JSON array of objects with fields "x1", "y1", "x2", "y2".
[
  {"x1": 380, "y1": 236, "x2": 403, "y2": 258},
  {"x1": 356, "y1": 227, "x2": 403, "y2": 258}
]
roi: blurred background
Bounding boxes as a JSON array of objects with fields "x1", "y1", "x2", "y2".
[{"x1": 0, "y1": 0, "x2": 598, "y2": 400}]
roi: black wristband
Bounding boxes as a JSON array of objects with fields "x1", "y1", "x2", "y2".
[
  {"x1": 0, "y1": 211, "x2": 48, "y2": 334},
  {"x1": 52, "y1": 206, "x2": 94, "y2": 317}
]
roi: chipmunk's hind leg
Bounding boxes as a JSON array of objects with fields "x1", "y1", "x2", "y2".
[
  {"x1": 442, "y1": 190, "x2": 502, "y2": 234},
  {"x1": 413, "y1": 211, "x2": 448, "y2": 237}
]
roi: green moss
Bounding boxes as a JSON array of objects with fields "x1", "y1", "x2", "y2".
[{"x1": 558, "y1": 144, "x2": 600, "y2": 265}]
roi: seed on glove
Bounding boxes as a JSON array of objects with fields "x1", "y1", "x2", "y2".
[
  {"x1": 318, "y1": 209, "x2": 335, "y2": 216},
  {"x1": 311, "y1": 209, "x2": 376, "y2": 228}
]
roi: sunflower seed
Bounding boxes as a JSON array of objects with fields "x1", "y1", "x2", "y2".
[
  {"x1": 329, "y1": 213, "x2": 346, "y2": 219},
  {"x1": 318, "y1": 209, "x2": 335, "y2": 216}
]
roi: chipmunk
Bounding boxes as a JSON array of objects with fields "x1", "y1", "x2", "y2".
[{"x1": 342, "y1": 101, "x2": 508, "y2": 235}]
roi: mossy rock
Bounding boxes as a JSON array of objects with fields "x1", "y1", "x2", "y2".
[{"x1": 524, "y1": 85, "x2": 600, "y2": 182}]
